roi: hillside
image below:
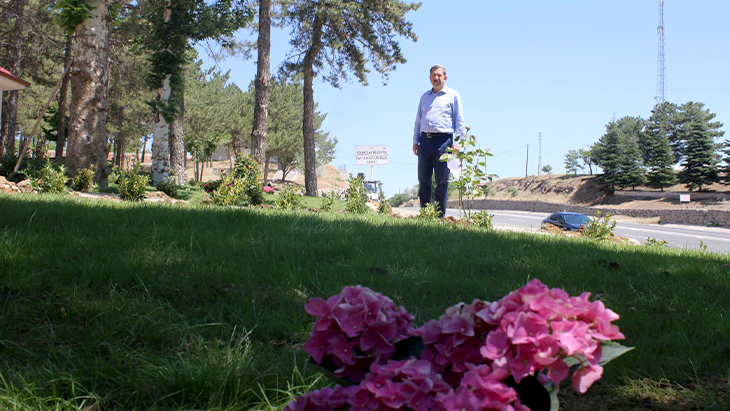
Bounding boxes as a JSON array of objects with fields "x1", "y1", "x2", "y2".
[{"x1": 484, "y1": 174, "x2": 730, "y2": 211}]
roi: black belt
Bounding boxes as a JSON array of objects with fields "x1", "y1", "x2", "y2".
[{"x1": 420, "y1": 132, "x2": 452, "y2": 138}]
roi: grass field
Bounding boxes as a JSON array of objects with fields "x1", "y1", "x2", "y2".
[{"x1": 0, "y1": 193, "x2": 729, "y2": 410}]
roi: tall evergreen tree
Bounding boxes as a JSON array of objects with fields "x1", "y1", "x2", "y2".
[
  {"x1": 281, "y1": 0, "x2": 419, "y2": 196},
  {"x1": 614, "y1": 116, "x2": 646, "y2": 190},
  {"x1": 644, "y1": 103, "x2": 678, "y2": 191},
  {"x1": 679, "y1": 114, "x2": 719, "y2": 191}
]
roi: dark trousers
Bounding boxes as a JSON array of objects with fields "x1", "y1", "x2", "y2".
[{"x1": 418, "y1": 134, "x2": 452, "y2": 217}]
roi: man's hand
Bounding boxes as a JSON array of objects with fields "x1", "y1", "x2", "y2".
[
  {"x1": 412, "y1": 144, "x2": 419, "y2": 156},
  {"x1": 451, "y1": 144, "x2": 461, "y2": 153}
]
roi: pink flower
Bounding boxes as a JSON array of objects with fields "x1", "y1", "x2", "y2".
[{"x1": 571, "y1": 364, "x2": 604, "y2": 393}]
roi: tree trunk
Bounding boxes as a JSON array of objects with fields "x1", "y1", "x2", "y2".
[
  {"x1": 55, "y1": 34, "x2": 74, "y2": 159},
  {"x1": 250, "y1": 0, "x2": 271, "y2": 179},
  {"x1": 302, "y1": 8, "x2": 324, "y2": 196},
  {"x1": 65, "y1": 0, "x2": 111, "y2": 187},
  {"x1": 141, "y1": 133, "x2": 148, "y2": 163},
  {"x1": 0, "y1": 0, "x2": 24, "y2": 157},
  {"x1": 264, "y1": 155, "x2": 271, "y2": 181},
  {"x1": 169, "y1": 82, "x2": 186, "y2": 185},
  {"x1": 151, "y1": 1, "x2": 173, "y2": 184}
]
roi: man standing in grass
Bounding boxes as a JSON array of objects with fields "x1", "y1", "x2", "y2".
[{"x1": 412, "y1": 64, "x2": 466, "y2": 218}]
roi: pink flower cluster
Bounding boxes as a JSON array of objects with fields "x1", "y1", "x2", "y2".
[
  {"x1": 289, "y1": 280, "x2": 626, "y2": 411},
  {"x1": 303, "y1": 286, "x2": 415, "y2": 382},
  {"x1": 476, "y1": 279, "x2": 624, "y2": 393},
  {"x1": 419, "y1": 299, "x2": 498, "y2": 384}
]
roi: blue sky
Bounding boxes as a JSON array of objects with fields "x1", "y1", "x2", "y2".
[{"x1": 199, "y1": 1, "x2": 729, "y2": 195}]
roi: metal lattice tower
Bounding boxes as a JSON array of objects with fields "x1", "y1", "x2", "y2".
[{"x1": 656, "y1": 0, "x2": 666, "y2": 103}]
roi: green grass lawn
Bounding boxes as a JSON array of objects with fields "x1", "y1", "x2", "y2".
[{"x1": 0, "y1": 193, "x2": 728, "y2": 410}]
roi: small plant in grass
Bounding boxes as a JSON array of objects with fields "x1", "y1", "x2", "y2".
[
  {"x1": 290, "y1": 281, "x2": 631, "y2": 411},
  {"x1": 71, "y1": 164, "x2": 95, "y2": 192},
  {"x1": 232, "y1": 156, "x2": 264, "y2": 205},
  {"x1": 156, "y1": 178, "x2": 179, "y2": 198},
  {"x1": 418, "y1": 202, "x2": 441, "y2": 221},
  {"x1": 440, "y1": 127, "x2": 498, "y2": 220},
  {"x1": 34, "y1": 161, "x2": 69, "y2": 194},
  {"x1": 202, "y1": 179, "x2": 222, "y2": 193},
  {"x1": 507, "y1": 186, "x2": 519, "y2": 197},
  {"x1": 209, "y1": 173, "x2": 243, "y2": 206},
  {"x1": 646, "y1": 237, "x2": 668, "y2": 248},
  {"x1": 469, "y1": 210, "x2": 494, "y2": 229},
  {"x1": 321, "y1": 190, "x2": 339, "y2": 212},
  {"x1": 276, "y1": 185, "x2": 303, "y2": 210},
  {"x1": 345, "y1": 173, "x2": 368, "y2": 214},
  {"x1": 377, "y1": 191, "x2": 392, "y2": 214},
  {"x1": 116, "y1": 166, "x2": 148, "y2": 201},
  {"x1": 582, "y1": 211, "x2": 617, "y2": 241}
]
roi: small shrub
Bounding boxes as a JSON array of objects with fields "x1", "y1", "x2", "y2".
[
  {"x1": 506, "y1": 186, "x2": 519, "y2": 198},
  {"x1": 377, "y1": 200, "x2": 392, "y2": 215},
  {"x1": 418, "y1": 202, "x2": 441, "y2": 222},
  {"x1": 345, "y1": 173, "x2": 368, "y2": 214},
  {"x1": 275, "y1": 185, "x2": 303, "y2": 210},
  {"x1": 209, "y1": 174, "x2": 243, "y2": 206},
  {"x1": 646, "y1": 237, "x2": 668, "y2": 248},
  {"x1": 470, "y1": 210, "x2": 494, "y2": 229},
  {"x1": 582, "y1": 211, "x2": 616, "y2": 241},
  {"x1": 321, "y1": 190, "x2": 339, "y2": 212},
  {"x1": 0, "y1": 154, "x2": 18, "y2": 177},
  {"x1": 232, "y1": 156, "x2": 264, "y2": 205},
  {"x1": 203, "y1": 179, "x2": 222, "y2": 193},
  {"x1": 72, "y1": 165, "x2": 95, "y2": 192},
  {"x1": 156, "y1": 179, "x2": 179, "y2": 198},
  {"x1": 35, "y1": 161, "x2": 69, "y2": 194},
  {"x1": 117, "y1": 167, "x2": 148, "y2": 202}
]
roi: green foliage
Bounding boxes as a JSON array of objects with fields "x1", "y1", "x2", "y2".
[
  {"x1": 439, "y1": 127, "x2": 497, "y2": 219},
  {"x1": 202, "y1": 179, "x2": 222, "y2": 193},
  {"x1": 469, "y1": 210, "x2": 494, "y2": 230},
  {"x1": 377, "y1": 194, "x2": 392, "y2": 215},
  {"x1": 506, "y1": 186, "x2": 519, "y2": 198},
  {"x1": 646, "y1": 238, "x2": 668, "y2": 248},
  {"x1": 35, "y1": 161, "x2": 69, "y2": 194},
  {"x1": 208, "y1": 174, "x2": 241, "y2": 206},
  {"x1": 55, "y1": 0, "x2": 94, "y2": 34},
  {"x1": 345, "y1": 173, "x2": 368, "y2": 214},
  {"x1": 389, "y1": 186, "x2": 418, "y2": 207},
  {"x1": 232, "y1": 156, "x2": 264, "y2": 205},
  {"x1": 418, "y1": 202, "x2": 441, "y2": 221},
  {"x1": 116, "y1": 167, "x2": 148, "y2": 202},
  {"x1": 0, "y1": 154, "x2": 18, "y2": 178},
  {"x1": 679, "y1": 109, "x2": 719, "y2": 191},
  {"x1": 72, "y1": 165, "x2": 95, "y2": 192},
  {"x1": 156, "y1": 179, "x2": 180, "y2": 198},
  {"x1": 480, "y1": 184, "x2": 495, "y2": 197},
  {"x1": 564, "y1": 149, "x2": 583, "y2": 175},
  {"x1": 320, "y1": 190, "x2": 339, "y2": 212},
  {"x1": 582, "y1": 211, "x2": 617, "y2": 241},
  {"x1": 541, "y1": 164, "x2": 552, "y2": 175},
  {"x1": 275, "y1": 185, "x2": 303, "y2": 210},
  {"x1": 594, "y1": 116, "x2": 647, "y2": 189}
]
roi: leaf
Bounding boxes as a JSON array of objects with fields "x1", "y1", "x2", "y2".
[
  {"x1": 440, "y1": 153, "x2": 457, "y2": 162},
  {"x1": 599, "y1": 342, "x2": 635, "y2": 367}
]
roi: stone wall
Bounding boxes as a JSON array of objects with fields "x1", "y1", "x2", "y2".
[{"x1": 447, "y1": 199, "x2": 730, "y2": 227}]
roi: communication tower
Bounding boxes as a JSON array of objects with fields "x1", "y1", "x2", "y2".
[{"x1": 656, "y1": 0, "x2": 666, "y2": 103}]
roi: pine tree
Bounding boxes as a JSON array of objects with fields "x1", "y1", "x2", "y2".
[
  {"x1": 679, "y1": 116, "x2": 718, "y2": 191},
  {"x1": 614, "y1": 116, "x2": 646, "y2": 190}
]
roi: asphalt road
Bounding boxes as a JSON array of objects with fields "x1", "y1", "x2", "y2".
[{"x1": 398, "y1": 207, "x2": 730, "y2": 254}]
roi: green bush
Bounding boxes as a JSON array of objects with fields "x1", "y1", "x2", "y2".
[
  {"x1": 378, "y1": 200, "x2": 392, "y2": 215},
  {"x1": 156, "y1": 179, "x2": 179, "y2": 198},
  {"x1": 117, "y1": 167, "x2": 148, "y2": 202},
  {"x1": 321, "y1": 190, "x2": 339, "y2": 212},
  {"x1": 231, "y1": 156, "x2": 263, "y2": 205},
  {"x1": 35, "y1": 161, "x2": 69, "y2": 194},
  {"x1": 480, "y1": 184, "x2": 495, "y2": 197},
  {"x1": 582, "y1": 211, "x2": 616, "y2": 241},
  {"x1": 202, "y1": 179, "x2": 222, "y2": 193},
  {"x1": 418, "y1": 202, "x2": 441, "y2": 222},
  {"x1": 345, "y1": 173, "x2": 368, "y2": 214},
  {"x1": 470, "y1": 210, "x2": 494, "y2": 229},
  {"x1": 209, "y1": 174, "x2": 242, "y2": 206},
  {"x1": 275, "y1": 185, "x2": 303, "y2": 210},
  {"x1": 506, "y1": 186, "x2": 519, "y2": 198},
  {"x1": 72, "y1": 165, "x2": 95, "y2": 192},
  {"x1": 0, "y1": 154, "x2": 18, "y2": 177}
]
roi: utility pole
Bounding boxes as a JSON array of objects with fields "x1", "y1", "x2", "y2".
[
  {"x1": 537, "y1": 132, "x2": 542, "y2": 175},
  {"x1": 656, "y1": 0, "x2": 666, "y2": 103}
]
